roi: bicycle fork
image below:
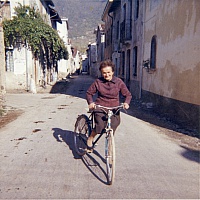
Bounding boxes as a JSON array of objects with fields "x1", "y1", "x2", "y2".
[
  {"x1": 105, "y1": 110, "x2": 113, "y2": 159},
  {"x1": 105, "y1": 130, "x2": 113, "y2": 158}
]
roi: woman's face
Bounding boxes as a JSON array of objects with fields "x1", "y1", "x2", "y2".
[{"x1": 101, "y1": 66, "x2": 114, "y2": 81}]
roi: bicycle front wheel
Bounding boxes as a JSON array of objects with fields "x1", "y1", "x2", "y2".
[
  {"x1": 74, "y1": 114, "x2": 91, "y2": 156},
  {"x1": 106, "y1": 130, "x2": 116, "y2": 185}
]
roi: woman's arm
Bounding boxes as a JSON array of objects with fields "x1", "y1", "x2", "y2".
[
  {"x1": 86, "y1": 81, "x2": 97, "y2": 106},
  {"x1": 119, "y1": 79, "x2": 132, "y2": 107}
]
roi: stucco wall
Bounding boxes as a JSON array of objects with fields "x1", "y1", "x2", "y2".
[
  {"x1": 103, "y1": 13, "x2": 112, "y2": 60},
  {"x1": 130, "y1": 0, "x2": 144, "y2": 99},
  {"x1": 142, "y1": 0, "x2": 200, "y2": 106},
  {"x1": 5, "y1": 46, "x2": 35, "y2": 91}
]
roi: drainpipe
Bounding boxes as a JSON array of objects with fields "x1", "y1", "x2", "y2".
[
  {"x1": 22, "y1": 0, "x2": 29, "y2": 91},
  {"x1": 139, "y1": 0, "x2": 146, "y2": 99},
  {"x1": 25, "y1": 39, "x2": 29, "y2": 91}
]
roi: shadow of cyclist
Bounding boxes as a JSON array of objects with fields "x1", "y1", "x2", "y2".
[
  {"x1": 52, "y1": 128, "x2": 80, "y2": 159},
  {"x1": 52, "y1": 127, "x2": 110, "y2": 185},
  {"x1": 82, "y1": 151, "x2": 108, "y2": 185}
]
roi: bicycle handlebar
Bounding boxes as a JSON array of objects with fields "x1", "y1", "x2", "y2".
[
  {"x1": 95, "y1": 104, "x2": 124, "y2": 110},
  {"x1": 93, "y1": 103, "x2": 126, "y2": 114}
]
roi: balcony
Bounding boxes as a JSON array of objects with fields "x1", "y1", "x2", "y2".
[{"x1": 120, "y1": 20, "x2": 132, "y2": 44}]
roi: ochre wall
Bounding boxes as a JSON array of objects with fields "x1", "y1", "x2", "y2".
[{"x1": 142, "y1": 0, "x2": 200, "y2": 106}]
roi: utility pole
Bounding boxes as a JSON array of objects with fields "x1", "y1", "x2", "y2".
[{"x1": 0, "y1": 1, "x2": 7, "y2": 109}]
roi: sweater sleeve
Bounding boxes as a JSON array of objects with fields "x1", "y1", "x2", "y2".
[
  {"x1": 86, "y1": 81, "x2": 97, "y2": 105},
  {"x1": 119, "y1": 79, "x2": 132, "y2": 104}
]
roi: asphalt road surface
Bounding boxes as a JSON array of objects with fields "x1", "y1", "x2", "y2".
[{"x1": 0, "y1": 75, "x2": 199, "y2": 199}]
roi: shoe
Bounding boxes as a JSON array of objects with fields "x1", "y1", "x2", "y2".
[
  {"x1": 86, "y1": 147, "x2": 93, "y2": 153},
  {"x1": 86, "y1": 131, "x2": 97, "y2": 153},
  {"x1": 87, "y1": 136, "x2": 93, "y2": 147},
  {"x1": 86, "y1": 139, "x2": 93, "y2": 153}
]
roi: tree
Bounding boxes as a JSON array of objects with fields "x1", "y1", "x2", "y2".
[{"x1": 3, "y1": 4, "x2": 68, "y2": 68}]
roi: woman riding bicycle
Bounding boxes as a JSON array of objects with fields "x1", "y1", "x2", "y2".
[{"x1": 86, "y1": 60, "x2": 132, "y2": 151}]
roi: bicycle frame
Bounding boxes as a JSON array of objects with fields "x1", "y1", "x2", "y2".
[
  {"x1": 87, "y1": 111, "x2": 105, "y2": 148},
  {"x1": 74, "y1": 104, "x2": 124, "y2": 185},
  {"x1": 88, "y1": 104, "x2": 123, "y2": 148}
]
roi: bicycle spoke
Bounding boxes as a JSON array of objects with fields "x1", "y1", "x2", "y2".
[
  {"x1": 106, "y1": 132, "x2": 115, "y2": 185},
  {"x1": 74, "y1": 115, "x2": 91, "y2": 156}
]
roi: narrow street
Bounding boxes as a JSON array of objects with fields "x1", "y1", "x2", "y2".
[{"x1": 0, "y1": 75, "x2": 199, "y2": 199}]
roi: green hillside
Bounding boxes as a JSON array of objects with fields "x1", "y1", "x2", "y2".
[{"x1": 53, "y1": 0, "x2": 107, "y2": 53}]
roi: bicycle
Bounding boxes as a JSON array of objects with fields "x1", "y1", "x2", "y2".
[{"x1": 74, "y1": 104, "x2": 124, "y2": 185}]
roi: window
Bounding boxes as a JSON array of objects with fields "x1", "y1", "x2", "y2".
[
  {"x1": 115, "y1": 58, "x2": 118, "y2": 76},
  {"x1": 123, "y1": 4, "x2": 126, "y2": 22},
  {"x1": 105, "y1": 33, "x2": 107, "y2": 48},
  {"x1": 116, "y1": 21, "x2": 119, "y2": 40},
  {"x1": 126, "y1": 49, "x2": 131, "y2": 82},
  {"x1": 106, "y1": 29, "x2": 111, "y2": 46},
  {"x1": 5, "y1": 49, "x2": 14, "y2": 72},
  {"x1": 150, "y1": 35, "x2": 157, "y2": 69},
  {"x1": 122, "y1": 51, "x2": 125, "y2": 76},
  {"x1": 133, "y1": 46, "x2": 138, "y2": 76},
  {"x1": 134, "y1": 0, "x2": 139, "y2": 20},
  {"x1": 107, "y1": 30, "x2": 109, "y2": 46}
]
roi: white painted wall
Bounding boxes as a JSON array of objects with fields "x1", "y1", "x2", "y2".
[{"x1": 5, "y1": 0, "x2": 53, "y2": 91}]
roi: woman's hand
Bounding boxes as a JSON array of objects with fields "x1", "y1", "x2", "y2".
[
  {"x1": 123, "y1": 103, "x2": 129, "y2": 109},
  {"x1": 88, "y1": 102, "x2": 96, "y2": 109}
]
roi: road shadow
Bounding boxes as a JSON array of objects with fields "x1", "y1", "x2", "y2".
[
  {"x1": 49, "y1": 75, "x2": 199, "y2": 138},
  {"x1": 52, "y1": 128, "x2": 80, "y2": 159},
  {"x1": 50, "y1": 79, "x2": 71, "y2": 95},
  {"x1": 52, "y1": 127, "x2": 110, "y2": 185},
  {"x1": 180, "y1": 145, "x2": 200, "y2": 163},
  {"x1": 50, "y1": 75, "x2": 94, "y2": 99},
  {"x1": 82, "y1": 150, "x2": 108, "y2": 185},
  {"x1": 50, "y1": 75, "x2": 199, "y2": 164}
]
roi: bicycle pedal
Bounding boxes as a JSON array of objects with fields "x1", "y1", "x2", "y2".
[{"x1": 86, "y1": 148, "x2": 93, "y2": 153}]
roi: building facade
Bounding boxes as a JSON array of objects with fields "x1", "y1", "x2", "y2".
[
  {"x1": 141, "y1": 0, "x2": 200, "y2": 129},
  {"x1": 101, "y1": 0, "x2": 200, "y2": 130},
  {"x1": 102, "y1": 0, "x2": 113, "y2": 61},
  {"x1": 94, "y1": 24, "x2": 105, "y2": 77},
  {"x1": 57, "y1": 18, "x2": 72, "y2": 80},
  {"x1": 2, "y1": 0, "x2": 63, "y2": 92},
  {"x1": 87, "y1": 42, "x2": 97, "y2": 77}
]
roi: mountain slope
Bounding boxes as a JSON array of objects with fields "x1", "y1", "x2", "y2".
[{"x1": 53, "y1": 0, "x2": 107, "y2": 52}]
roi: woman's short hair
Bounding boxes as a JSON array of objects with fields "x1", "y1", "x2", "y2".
[{"x1": 99, "y1": 60, "x2": 115, "y2": 72}]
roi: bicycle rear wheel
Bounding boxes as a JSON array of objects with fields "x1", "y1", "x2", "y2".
[
  {"x1": 106, "y1": 130, "x2": 115, "y2": 185},
  {"x1": 74, "y1": 114, "x2": 91, "y2": 156}
]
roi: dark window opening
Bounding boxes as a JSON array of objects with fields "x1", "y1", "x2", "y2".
[
  {"x1": 122, "y1": 51, "x2": 125, "y2": 76},
  {"x1": 115, "y1": 58, "x2": 118, "y2": 76},
  {"x1": 133, "y1": 46, "x2": 138, "y2": 76},
  {"x1": 123, "y1": 4, "x2": 126, "y2": 22},
  {"x1": 126, "y1": 49, "x2": 131, "y2": 82},
  {"x1": 134, "y1": 0, "x2": 139, "y2": 20},
  {"x1": 150, "y1": 35, "x2": 157, "y2": 69},
  {"x1": 105, "y1": 33, "x2": 107, "y2": 48},
  {"x1": 116, "y1": 21, "x2": 119, "y2": 40}
]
